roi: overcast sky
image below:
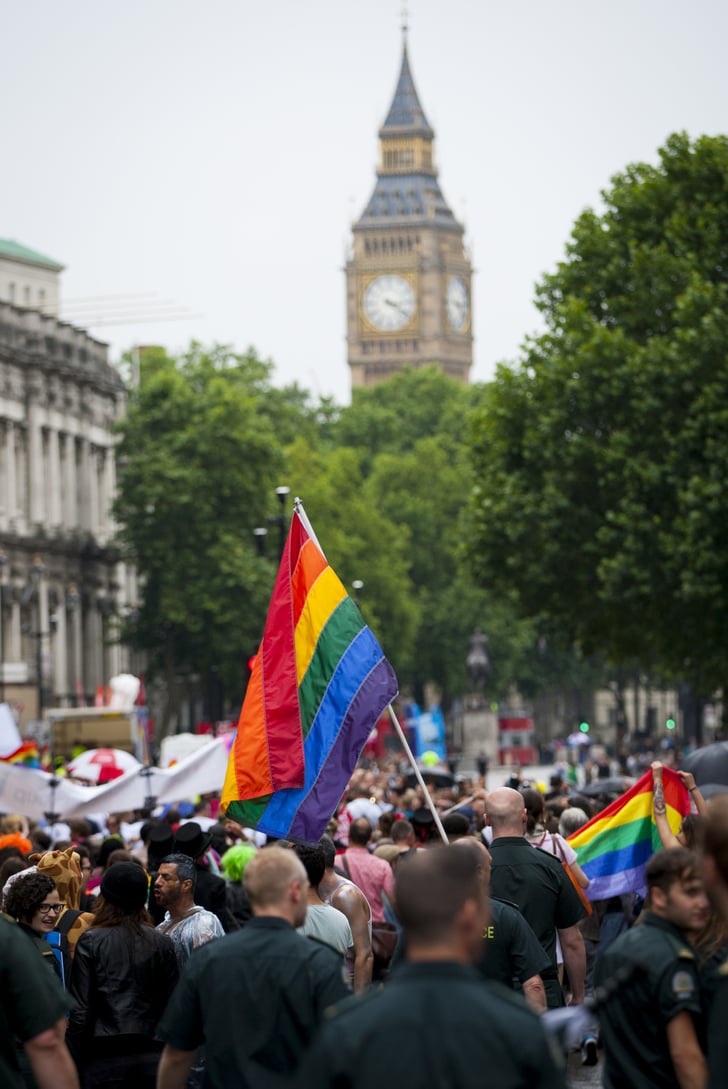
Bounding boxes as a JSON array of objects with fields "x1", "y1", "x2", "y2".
[{"x1": 4, "y1": 1, "x2": 728, "y2": 404}]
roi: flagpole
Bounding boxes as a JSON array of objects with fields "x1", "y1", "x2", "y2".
[{"x1": 387, "y1": 705, "x2": 449, "y2": 845}]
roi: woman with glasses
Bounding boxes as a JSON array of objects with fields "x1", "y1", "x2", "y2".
[{"x1": 3, "y1": 871, "x2": 64, "y2": 983}]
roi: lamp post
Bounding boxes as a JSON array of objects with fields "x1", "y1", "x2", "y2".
[
  {"x1": 66, "y1": 583, "x2": 82, "y2": 705},
  {"x1": 31, "y1": 555, "x2": 46, "y2": 718},
  {"x1": 352, "y1": 579, "x2": 364, "y2": 607},
  {"x1": 252, "y1": 486, "x2": 290, "y2": 560},
  {"x1": 252, "y1": 526, "x2": 268, "y2": 557},
  {"x1": 0, "y1": 550, "x2": 7, "y2": 703},
  {"x1": 274, "y1": 486, "x2": 290, "y2": 558}
]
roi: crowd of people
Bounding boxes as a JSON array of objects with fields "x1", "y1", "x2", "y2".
[{"x1": 1, "y1": 752, "x2": 727, "y2": 1088}]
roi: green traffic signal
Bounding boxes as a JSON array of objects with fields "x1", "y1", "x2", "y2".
[
  {"x1": 666, "y1": 717, "x2": 676, "y2": 731},
  {"x1": 579, "y1": 721, "x2": 590, "y2": 733}
]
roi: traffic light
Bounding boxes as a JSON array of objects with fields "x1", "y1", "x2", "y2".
[
  {"x1": 579, "y1": 721, "x2": 590, "y2": 734},
  {"x1": 666, "y1": 716, "x2": 676, "y2": 731}
]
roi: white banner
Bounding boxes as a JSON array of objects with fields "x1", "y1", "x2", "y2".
[{"x1": 0, "y1": 737, "x2": 231, "y2": 822}]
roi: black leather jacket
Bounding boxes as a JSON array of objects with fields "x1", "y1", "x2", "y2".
[{"x1": 67, "y1": 923, "x2": 178, "y2": 1056}]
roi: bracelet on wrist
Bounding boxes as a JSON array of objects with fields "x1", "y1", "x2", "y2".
[{"x1": 689, "y1": 786, "x2": 698, "y2": 792}]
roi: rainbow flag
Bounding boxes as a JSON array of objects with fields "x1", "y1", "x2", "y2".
[
  {"x1": 568, "y1": 768, "x2": 691, "y2": 899},
  {"x1": 222, "y1": 502, "x2": 398, "y2": 842},
  {"x1": 0, "y1": 740, "x2": 41, "y2": 765}
]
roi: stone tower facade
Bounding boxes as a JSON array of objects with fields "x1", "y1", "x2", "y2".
[{"x1": 346, "y1": 36, "x2": 473, "y2": 389}]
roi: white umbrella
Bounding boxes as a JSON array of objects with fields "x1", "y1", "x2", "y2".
[
  {"x1": 67, "y1": 747, "x2": 141, "y2": 784},
  {"x1": 566, "y1": 732, "x2": 592, "y2": 746}
]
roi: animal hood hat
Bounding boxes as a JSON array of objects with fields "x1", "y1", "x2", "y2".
[
  {"x1": 30, "y1": 847, "x2": 94, "y2": 956},
  {"x1": 31, "y1": 846, "x2": 82, "y2": 908}
]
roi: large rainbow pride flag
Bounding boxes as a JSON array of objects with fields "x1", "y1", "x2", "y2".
[
  {"x1": 221, "y1": 502, "x2": 398, "y2": 842},
  {"x1": 568, "y1": 768, "x2": 691, "y2": 899}
]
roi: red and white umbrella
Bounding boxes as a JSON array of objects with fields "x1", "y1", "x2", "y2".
[{"x1": 67, "y1": 748, "x2": 141, "y2": 784}]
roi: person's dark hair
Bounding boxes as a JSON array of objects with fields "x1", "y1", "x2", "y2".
[
  {"x1": 0, "y1": 856, "x2": 29, "y2": 892},
  {"x1": 209, "y1": 823, "x2": 229, "y2": 858},
  {"x1": 391, "y1": 819, "x2": 414, "y2": 844},
  {"x1": 442, "y1": 812, "x2": 470, "y2": 841},
  {"x1": 680, "y1": 814, "x2": 706, "y2": 851},
  {"x1": 0, "y1": 845, "x2": 25, "y2": 867},
  {"x1": 160, "y1": 853, "x2": 197, "y2": 890},
  {"x1": 92, "y1": 896, "x2": 154, "y2": 933},
  {"x1": 645, "y1": 845, "x2": 700, "y2": 894},
  {"x1": 68, "y1": 819, "x2": 92, "y2": 841},
  {"x1": 349, "y1": 818, "x2": 372, "y2": 847},
  {"x1": 293, "y1": 842, "x2": 326, "y2": 887},
  {"x1": 319, "y1": 834, "x2": 336, "y2": 870},
  {"x1": 106, "y1": 848, "x2": 135, "y2": 869},
  {"x1": 98, "y1": 836, "x2": 125, "y2": 870},
  {"x1": 520, "y1": 788, "x2": 545, "y2": 835},
  {"x1": 705, "y1": 797, "x2": 728, "y2": 885},
  {"x1": 4, "y1": 872, "x2": 56, "y2": 922},
  {"x1": 395, "y1": 845, "x2": 483, "y2": 944},
  {"x1": 30, "y1": 829, "x2": 51, "y2": 852},
  {"x1": 377, "y1": 811, "x2": 395, "y2": 837}
]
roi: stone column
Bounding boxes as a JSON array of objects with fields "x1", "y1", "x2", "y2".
[
  {"x1": 48, "y1": 429, "x2": 62, "y2": 528},
  {"x1": 28, "y1": 406, "x2": 45, "y2": 526},
  {"x1": 37, "y1": 566, "x2": 50, "y2": 715},
  {"x1": 103, "y1": 445, "x2": 116, "y2": 541},
  {"x1": 78, "y1": 439, "x2": 90, "y2": 531},
  {"x1": 6, "y1": 422, "x2": 17, "y2": 524},
  {"x1": 64, "y1": 434, "x2": 77, "y2": 528},
  {"x1": 52, "y1": 595, "x2": 68, "y2": 703},
  {"x1": 8, "y1": 583, "x2": 22, "y2": 664},
  {"x1": 88, "y1": 447, "x2": 100, "y2": 540}
]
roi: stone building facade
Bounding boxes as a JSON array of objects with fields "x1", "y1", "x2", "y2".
[
  {"x1": 346, "y1": 35, "x2": 473, "y2": 388},
  {"x1": 0, "y1": 242, "x2": 135, "y2": 724}
]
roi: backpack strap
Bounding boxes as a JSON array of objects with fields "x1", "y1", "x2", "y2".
[{"x1": 56, "y1": 908, "x2": 81, "y2": 938}]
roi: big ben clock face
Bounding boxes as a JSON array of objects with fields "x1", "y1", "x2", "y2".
[
  {"x1": 363, "y1": 275, "x2": 416, "y2": 331},
  {"x1": 447, "y1": 275, "x2": 469, "y2": 331}
]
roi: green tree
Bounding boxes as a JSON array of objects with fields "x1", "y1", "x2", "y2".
[
  {"x1": 113, "y1": 343, "x2": 314, "y2": 736},
  {"x1": 467, "y1": 133, "x2": 728, "y2": 698},
  {"x1": 283, "y1": 436, "x2": 420, "y2": 677}
]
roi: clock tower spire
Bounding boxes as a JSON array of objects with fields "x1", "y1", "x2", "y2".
[{"x1": 346, "y1": 32, "x2": 473, "y2": 389}]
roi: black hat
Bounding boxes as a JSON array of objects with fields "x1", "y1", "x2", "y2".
[
  {"x1": 100, "y1": 862, "x2": 149, "y2": 912},
  {"x1": 411, "y1": 807, "x2": 435, "y2": 827},
  {"x1": 147, "y1": 825, "x2": 175, "y2": 868},
  {"x1": 174, "y1": 822, "x2": 213, "y2": 860}
]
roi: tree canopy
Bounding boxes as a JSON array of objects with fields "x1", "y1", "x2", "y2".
[
  {"x1": 113, "y1": 343, "x2": 315, "y2": 731},
  {"x1": 466, "y1": 133, "x2": 728, "y2": 694}
]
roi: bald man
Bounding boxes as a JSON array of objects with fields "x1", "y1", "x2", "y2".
[
  {"x1": 298, "y1": 845, "x2": 566, "y2": 1089},
  {"x1": 487, "y1": 787, "x2": 586, "y2": 1008}
]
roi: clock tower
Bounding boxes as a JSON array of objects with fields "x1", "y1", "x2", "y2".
[{"x1": 346, "y1": 32, "x2": 473, "y2": 389}]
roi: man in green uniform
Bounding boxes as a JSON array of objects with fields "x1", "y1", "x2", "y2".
[
  {"x1": 487, "y1": 786, "x2": 586, "y2": 1007},
  {"x1": 0, "y1": 915, "x2": 79, "y2": 1089},
  {"x1": 702, "y1": 798, "x2": 728, "y2": 1089},
  {"x1": 298, "y1": 845, "x2": 566, "y2": 1089},
  {"x1": 596, "y1": 847, "x2": 708, "y2": 1089},
  {"x1": 156, "y1": 846, "x2": 348, "y2": 1089},
  {"x1": 451, "y1": 836, "x2": 549, "y2": 1011}
]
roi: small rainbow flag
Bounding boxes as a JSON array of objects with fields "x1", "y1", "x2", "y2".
[
  {"x1": 0, "y1": 740, "x2": 41, "y2": 765},
  {"x1": 568, "y1": 768, "x2": 691, "y2": 899},
  {"x1": 222, "y1": 501, "x2": 398, "y2": 842}
]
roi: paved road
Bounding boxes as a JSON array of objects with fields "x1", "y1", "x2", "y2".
[{"x1": 567, "y1": 1049, "x2": 602, "y2": 1087}]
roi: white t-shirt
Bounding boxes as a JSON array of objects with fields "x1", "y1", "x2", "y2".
[{"x1": 297, "y1": 902, "x2": 353, "y2": 956}]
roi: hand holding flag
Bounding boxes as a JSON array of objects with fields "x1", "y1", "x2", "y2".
[{"x1": 222, "y1": 500, "x2": 398, "y2": 842}]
